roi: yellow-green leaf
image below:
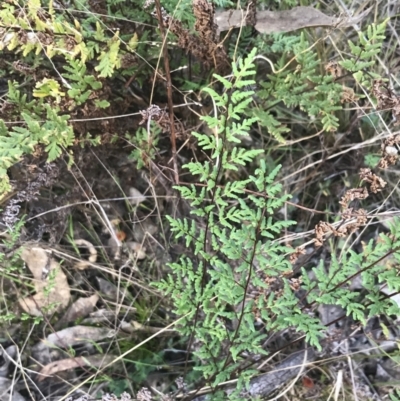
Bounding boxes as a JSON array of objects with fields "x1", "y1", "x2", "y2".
[
  {"x1": 33, "y1": 78, "x2": 65, "y2": 102},
  {"x1": 127, "y1": 33, "x2": 138, "y2": 51}
]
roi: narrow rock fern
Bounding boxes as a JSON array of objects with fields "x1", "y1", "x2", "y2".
[
  {"x1": 157, "y1": 43, "x2": 400, "y2": 400},
  {"x1": 156, "y1": 48, "x2": 325, "y2": 398}
]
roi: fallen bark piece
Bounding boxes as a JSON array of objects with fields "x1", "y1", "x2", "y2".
[
  {"x1": 247, "y1": 348, "x2": 315, "y2": 398},
  {"x1": 215, "y1": 6, "x2": 371, "y2": 34}
]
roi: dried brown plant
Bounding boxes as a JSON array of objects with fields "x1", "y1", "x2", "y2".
[
  {"x1": 339, "y1": 188, "x2": 368, "y2": 209},
  {"x1": 314, "y1": 214, "x2": 367, "y2": 248},
  {"x1": 193, "y1": 0, "x2": 217, "y2": 43},
  {"x1": 325, "y1": 61, "x2": 358, "y2": 103},
  {"x1": 12, "y1": 60, "x2": 35, "y2": 75},
  {"x1": 359, "y1": 168, "x2": 386, "y2": 193},
  {"x1": 144, "y1": 0, "x2": 230, "y2": 73},
  {"x1": 325, "y1": 61, "x2": 342, "y2": 78},
  {"x1": 313, "y1": 168, "x2": 386, "y2": 246},
  {"x1": 372, "y1": 79, "x2": 400, "y2": 124},
  {"x1": 378, "y1": 134, "x2": 400, "y2": 168},
  {"x1": 245, "y1": 0, "x2": 257, "y2": 27},
  {"x1": 139, "y1": 104, "x2": 186, "y2": 139},
  {"x1": 289, "y1": 246, "x2": 306, "y2": 264},
  {"x1": 139, "y1": 104, "x2": 170, "y2": 130}
]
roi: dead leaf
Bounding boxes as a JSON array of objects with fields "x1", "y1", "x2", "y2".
[
  {"x1": 32, "y1": 325, "x2": 116, "y2": 364},
  {"x1": 58, "y1": 294, "x2": 99, "y2": 325},
  {"x1": 302, "y1": 375, "x2": 314, "y2": 389},
  {"x1": 133, "y1": 220, "x2": 157, "y2": 242},
  {"x1": 214, "y1": 6, "x2": 372, "y2": 34},
  {"x1": 37, "y1": 325, "x2": 115, "y2": 349},
  {"x1": 115, "y1": 230, "x2": 127, "y2": 241},
  {"x1": 38, "y1": 354, "x2": 115, "y2": 382},
  {"x1": 73, "y1": 239, "x2": 98, "y2": 270},
  {"x1": 126, "y1": 241, "x2": 146, "y2": 260},
  {"x1": 96, "y1": 277, "x2": 120, "y2": 298},
  {"x1": 31, "y1": 324, "x2": 115, "y2": 366},
  {"x1": 128, "y1": 187, "x2": 146, "y2": 206},
  {"x1": 19, "y1": 246, "x2": 71, "y2": 316},
  {"x1": 0, "y1": 346, "x2": 16, "y2": 378},
  {"x1": 82, "y1": 309, "x2": 117, "y2": 325},
  {"x1": 0, "y1": 378, "x2": 26, "y2": 401}
]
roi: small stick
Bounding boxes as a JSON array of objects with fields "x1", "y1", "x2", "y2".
[{"x1": 153, "y1": 0, "x2": 179, "y2": 184}]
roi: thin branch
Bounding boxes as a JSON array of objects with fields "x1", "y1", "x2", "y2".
[{"x1": 153, "y1": 0, "x2": 179, "y2": 184}]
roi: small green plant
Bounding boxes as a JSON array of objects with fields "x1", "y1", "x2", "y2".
[
  {"x1": 0, "y1": 218, "x2": 29, "y2": 324},
  {"x1": 0, "y1": 220, "x2": 25, "y2": 284},
  {"x1": 391, "y1": 389, "x2": 400, "y2": 401},
  {"x1": 339, "y1": 19, "x2": 388, "y2": 88},
  {"x1": 157, "y1": 44, "x2": 400, "y2": 399},
  {"x1": 256, "y1": 32, "x2": 344, "y2": 140},
  {"x1": 125, "y1": 124, "x2": 162, "y2": 170},
  {"x1": 0, "y1": 0, "x2": 140, "y2": 195},
  {"x1": 254, "y1": 19, "x2": 388, "y2": 142},
  {"x1": 157, "y1": 48, "x2": 322, "y2": 398}
]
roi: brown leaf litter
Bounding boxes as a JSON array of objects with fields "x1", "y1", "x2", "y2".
[
  {"x1": 18, "y1": 246, "x2": 71, "y2": 316},
  {"x1": 56, "y1": 293, "x2": 99, "y2": 327},
  {"x1": 32, "y1": 325, "x2": 115, "y2": 363},
  {"x1": 214, "y1": 5, "x2": 372, "y2": 35},
  {"x1": 38, "y1": 354, "x2": 115, "y2": 382}
]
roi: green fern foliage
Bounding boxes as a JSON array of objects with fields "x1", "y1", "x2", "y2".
[
  {"x1": 339, "y1": 20, "x2": 388, "y2": 88},
  {"x1": 157, "y1": 36, "x2": 400, "y2": 398},
  {"x1": 390, "y1": 389, "x2": 400, "y2": 401},
  {"x1": 257, "y1": 33, "x2": 343, "y2": 136},
  {"x1": 156, "y1": 49, "x2": 326, "y2": 396},
  {"x1": 301, "y1": 218, "x2": 400, "y2": 326},
  {"x1": 0, "y1": 0, "x2": 137, "y2": 195},
  {"x1": 255, "y1": 20, "x2": 388, "y2": 140}
]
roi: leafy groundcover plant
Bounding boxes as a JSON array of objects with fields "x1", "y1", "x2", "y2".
[{"x1": 156, "y1": 46, "x2": 400, "y2": 400}]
